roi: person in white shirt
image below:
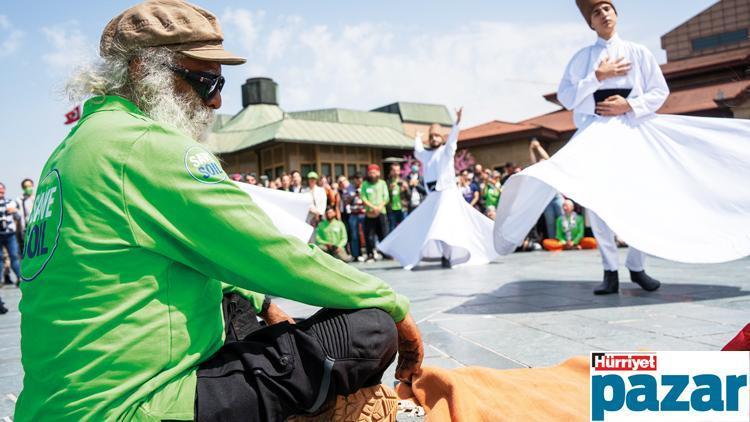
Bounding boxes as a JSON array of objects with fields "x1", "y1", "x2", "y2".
[
  {"x1": 378, "y1": 108, "x2": 498, "y2": 270},
  {"x1": 303, "y1": 171, "x2": 327, "y2": 227},
  {"x1": 493, "y1": 0, "x2": 750, "y2": 295}
]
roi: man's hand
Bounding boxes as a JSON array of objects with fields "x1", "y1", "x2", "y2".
[
  {"x1": 259, "y1": 303, "x2": 295, "y2": 326},
  {"x1": 6, "y1": 203, "x2": 17, "y2": 214},
  {"x1": 595, "y1": 95, "x2": 632, "y2": 116},
  {"x1": 395, "y1": 313, "x2": 424, "y2": 383},
  {"x1": 595, "y1": 57, "x2": 631, "y2": 81},
  {"x1": 455, "y1": 107, "x2": 463, "y2": 126}
]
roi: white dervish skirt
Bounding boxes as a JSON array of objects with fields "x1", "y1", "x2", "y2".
[
  {"x1": 493, "y1": 114, "x2": 750, "y2": 264},
  {"x1": 378, "y1": 186, "x2": 499, "y2": 270}
]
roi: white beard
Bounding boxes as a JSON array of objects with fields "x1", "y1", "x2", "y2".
[{"x1": 133, "y1": 62, "x2": 214, "y2": 140}]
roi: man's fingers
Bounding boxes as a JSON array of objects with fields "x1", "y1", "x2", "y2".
[
  {"x1": 396, "y1": 356, "x2": 421, "y2": 383},
  {"x1": 615, "y1": 64, "x2": 631, "y2": 72}
]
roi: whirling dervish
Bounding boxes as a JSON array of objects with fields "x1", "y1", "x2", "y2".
[
  {"x1": 493, "y1": 0, "x2": 750, "y2": 294},
  {"x1": 378, "y1": 108, "x2": 499, "y2": 270}
]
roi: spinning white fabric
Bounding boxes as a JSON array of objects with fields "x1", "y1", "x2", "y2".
[
  {"x1": 233, "y1": 181, "x2": 314, "y2": 242},
  {"x1": 493, "y1": 34, "x2": 750, "y2": 264},
  {"x1": 378, "y1": 125, "x2": 499, "y2": 269}
]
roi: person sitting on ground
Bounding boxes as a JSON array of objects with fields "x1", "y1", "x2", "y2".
[
  {"x1": 316, "y1": 208, "x2": 352, "y2": 263},
  {"x1": 543, "y1": 199, "x2": 598, "y2": 251},
  {"x1": 14, "y1": 2, "x2": 423, "y2": 421}
]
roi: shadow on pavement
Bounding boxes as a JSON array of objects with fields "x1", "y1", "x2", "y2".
[{"x1": 443, "y1": 280, "x2": 750, "y2": 315}]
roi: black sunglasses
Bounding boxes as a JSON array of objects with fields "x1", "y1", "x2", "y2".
[{"x1": 167, "y1": 65, "x2": 225, "y2": 102}]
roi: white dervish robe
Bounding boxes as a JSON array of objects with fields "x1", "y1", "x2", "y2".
[
  {"x1": 378, "y1": 125, "x2": 498, "y2": 269},
  {"x1": 493, "y1": 34, "x2": 750, "y2": 264}
]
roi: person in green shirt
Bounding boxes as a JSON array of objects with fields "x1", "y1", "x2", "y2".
[
  {"x1": 360, "y1": 164, "x2": 390, "y2": 262},
  {"x1": 483, "y1": 171, "x2": 502, "y2": 211},
  {"x1": 15, "y1": 2, "x2": 423, "y2": 421},
  {"x1": 387, "y1": 163, "x2": 408, "y2": 230},
  {"x1": 542, "y1": 200, "x2": 597, "y2": 251},
  {"x1": 316, "y1": 208, "x2": 351, "y2": 262}
]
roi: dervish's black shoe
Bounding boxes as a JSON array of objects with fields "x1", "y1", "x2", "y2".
[
  {"x1": 594, "y1": 270, "x2": 619, "y2": 295},
  {"x1": 441, "y1": 256, "x2": 452, "y2": 269},
  {"x1": 0, "y1": 303, "x2": 7, "y2": 314},
  {"x1": 630, "y1": 270, "x2": 661, "y2": 292}
]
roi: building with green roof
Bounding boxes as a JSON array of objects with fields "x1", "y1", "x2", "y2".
[{"x1": 202, "y1": 78, "x2": 452, "y2": 179}]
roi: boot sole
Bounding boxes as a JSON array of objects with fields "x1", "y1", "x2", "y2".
[{"x1": 288, "y1": 384, "x2": 398, "y2": 422}]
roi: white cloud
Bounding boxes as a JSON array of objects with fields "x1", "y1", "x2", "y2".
[
  {"x1": 220, "y1": 10, "x2": 593, "y2": 126},
  {"x1": 0, "y1": 15, "x2": 24, "y2": 57},
  {"x1": 41, "y1": 21, "x2": 94, "y2": 74},
  {"x1": 221, "y1": 9, "x2": 265, "y2": 54}
]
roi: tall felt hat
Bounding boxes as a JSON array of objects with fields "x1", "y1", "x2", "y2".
[{"x1": 575, "y1": 0, "x2": 616, "y2": 27}]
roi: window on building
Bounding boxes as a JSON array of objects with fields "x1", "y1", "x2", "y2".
[
  {"x1": 347, "y1": 164, "x2": 358, "y2": 177},
  {"x1": 274, "y1": 166, "x2": 284, "y2": 178},
  {"x1": 691, "y1": 29, "x2": 748, "y2": 51},
  {"x1": 334, "y1": 163, "x2": 345, "y2": 178},
  {"x1": 300, "y1": 163, "x2": 315, "y2": 179},
  {"x1": 320, "y1": 163, "x2": 331, "y2": 178}
]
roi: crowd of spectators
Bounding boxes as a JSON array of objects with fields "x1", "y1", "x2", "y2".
[
  {"x1": 0, "y1": 179, "x2": 36, "y2": 314},
  {"x1": 0, "y1": 140, "x2": 599, "y2": 306},
  {"x1": 228, "y1": 139, "x2": 600, "y2": 265}
]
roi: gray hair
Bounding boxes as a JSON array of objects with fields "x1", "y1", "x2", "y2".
[
  {"x1": 65, "y1": 41, "x2": 175, "y2": 106},
  {"x1": 65, "y1": 42, "x2": 214, "y2": 140}
]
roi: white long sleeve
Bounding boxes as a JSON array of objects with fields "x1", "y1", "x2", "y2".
[
  {"x1": 557, "y1": 49, "x2": 602, "y2": 115},
  {"x1": 445, "y1": 124, "x2": 460, "y2": 155},
  {"x1": 414, "y1": 133, "x2": 427, "y2": 163},
  {"x1": 627, "y1": 48, "x2": 669, "y2": 118}
]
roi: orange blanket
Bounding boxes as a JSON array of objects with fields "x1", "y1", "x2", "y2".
[{"x1": 396, "y1": 356, "x2": 590, "y2": 422}]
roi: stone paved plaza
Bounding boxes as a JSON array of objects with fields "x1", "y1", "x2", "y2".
[{"x1": 2, "y1": 249, "x2": 749, "y2": 418}]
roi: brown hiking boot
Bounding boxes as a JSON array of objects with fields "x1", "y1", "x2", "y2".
[{"x1": 288, "y1": 384, "x2": 398, "y2": 422}]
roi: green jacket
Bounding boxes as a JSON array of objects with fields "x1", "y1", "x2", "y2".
[
  {"x1": 483, "y1": 182, "x2": 501, "y2": 209},
  {"x1": 555, "y1": 214, "x2": 585, "y2": 245},
  {"x1": 315, "y1": 219, "x2": 348, "y2": 249},
  {"x1": 16, "y1": 96, "x2": 409, "y2": 422},
  {"x1": 361, "y1": 179, "x2": 389, "y2": 214}
]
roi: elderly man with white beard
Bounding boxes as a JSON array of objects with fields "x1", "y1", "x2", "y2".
[{"x1": 15, "y1": 1, "x2": 423, "y2": 421}]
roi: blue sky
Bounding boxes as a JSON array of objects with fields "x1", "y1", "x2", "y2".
[{"x1": 0, "y1": 0, "x2": 717, "y2": 198}]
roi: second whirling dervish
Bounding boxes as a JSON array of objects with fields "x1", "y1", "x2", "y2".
[
  {"x1": 493, "y1": 0, "x2": 750, "y2": 294},
  {"x1": 378, "y1": 108, "x2": 499, "y2": 270}
]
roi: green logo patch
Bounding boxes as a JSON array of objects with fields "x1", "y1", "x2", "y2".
[
  {"x1": 184, "y1": 146, "x2": 226, "y2": 184},
  {"x1": 21, "y1": 169, "x2": 63, "y2": 281}
]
